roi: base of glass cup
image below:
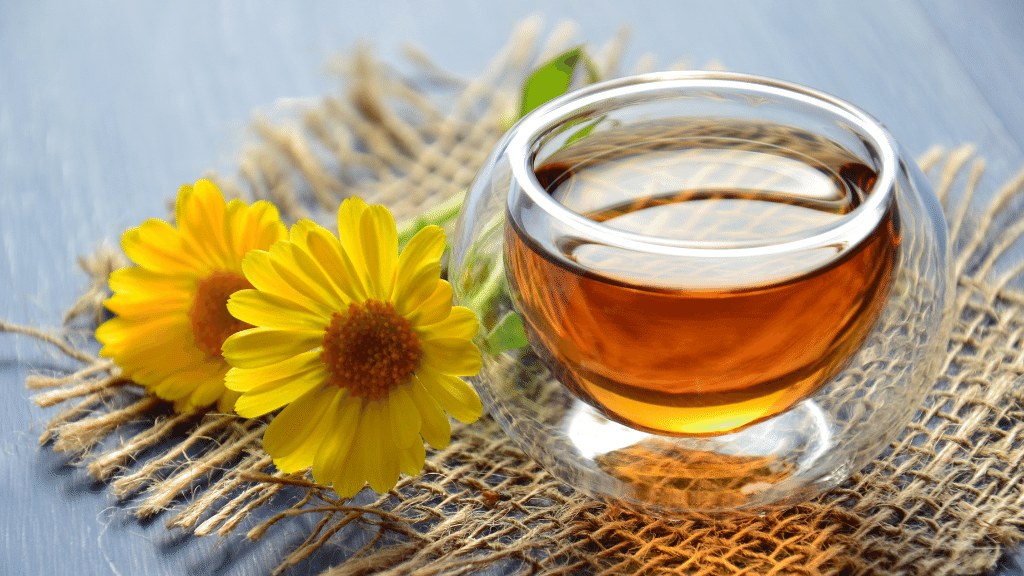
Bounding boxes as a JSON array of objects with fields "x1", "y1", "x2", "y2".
[
  {"x1": 477, "y1": 359, "x2": 855, "y2": 515},
  {"x1": 453, "y1": 72, "x2": 952, "y2": 515}
]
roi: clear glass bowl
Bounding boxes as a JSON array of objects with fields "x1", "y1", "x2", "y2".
[{"x1": 449, "y1": 72, "x2": 952, "y2": 514}]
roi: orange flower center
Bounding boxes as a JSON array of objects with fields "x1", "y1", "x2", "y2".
[
  {"x1": 320, "y1": 300, "x2": 422, "y2": 401},
  {"x1": 189, "y1": 271, "x2": 254, "y2": 359}
]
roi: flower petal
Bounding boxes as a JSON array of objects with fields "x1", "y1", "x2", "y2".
[
  {"x1": 393, "y1": 225, "x2": 444, "y2": 307},
  {"x1": 96, "y1": 315, "x2": 191, "y2": 355},
  {"x1": 122, "y1": 346, "x2": 207, "y2": 387},
  {"x1": 121, "y1": 219, "x2": 202, "y2": 275},
  {"x1": 410, "y1": 376, "x2": 451, "y2": 449},
  {"x1": 417, "y1": 306, "x2": 479, "y2": 342},
  {"x1": 176, "y1": 180, "x2": 232, "y2": 270},
  {"x1": 223, "y1": 198, "x2": 263, "y2": 266},
  {"x1": 377, "y1": 401, "x2": 401, "y2": 492},
  {"x1": 105, "y1": 268, "x2": 194, "y2": 317},
  {"x1": 396, "y1": 436, "x2": 425, "y2": 477},
  {"x1": 265, "y1": 387, "x2": 343, "y2": 473},
  {"x1": 336, "y1": 197, "x2": 369, "y2": 255},
  {"x1": 185, "y1": 371, "x2": 231, "y2": 412},
  {"x1": 420, "y1": 337, "x2": 482, "y2": 377},
  {"x1": 358, "y1": 402, "x2": 383, "y2": 493},
  {"x1": 231, "y1": 360, "x2": 327, "y2": 418},
  {"x1": 397, "y1": 225, "x2": 445, "y2": 272},
  {"x1": 418, "y1": 367, "x2": 482, "y2": 424},
  {"x1": 359, "y1": 402, "x2": 401, "y2": 494},
  {"x1": 332, "y1": 434, "x2": 368, "y2": 498},
  {"x1": 224, "y1": 349, "x2": 323, "y2": 392},
  {"x1": 394, "y1": 268, "x2": 443, "y2": 319},
  {"x1": 335, "y1": 409, "x2": 377, "y2": 497},
  {"x1": 267, "y1": 242, "x2": 343, "y2": 315},
  {"x1": 357, "y1": 205, "x2": 399, "y2": 299},
  {"x1": 252, "y1": 201, "x2": 288, "y2": 249},
  {"x1": 387, "y1": 385, "x2": 421, "y2": 449},
  {"x1": 227, "y1": 289, "x2": 328, "y2": 331},
  {"x1": 222, "y1": 327, "x2": 323, "y2": 369},
  {"x1": 108, "y1": 265, "x2": 195, "y2": 296},
  {"x1": 226, "y1": 198, "x2": 287, "y2": 263},
  {"x1": 217, "y1": 389, "x2": 242, "y2": 414},
  {"x1": 279, "y1": 228, "x2": 348, "y2": 309},
  {"x1": 104, "y1": 292, "x2": 192, "y2": 320},
  {"x1": 301, "y1": 223, "x2": 367, "y2": 302},
  {"x1": 241, "y1": 248, "x2": 334, "y2": 318},
  {"x1": 99, "y1": 178, "x2": 288, "y2": 416},
  {"x1": 404, "y1": 281, "x2": 453, "y2": 327},
  {"x1": 312, "y1": 393, "x2": 361, "y2": 486},
  {"x1": 146, "y1": 361, "x2": 225, "y2": 411}
]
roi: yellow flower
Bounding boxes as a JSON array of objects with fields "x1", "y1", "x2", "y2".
[
  {"x1": 96, "y1": 180, "x2": 288, "y2": 413},
  {"x1": 222, "y1": 198, "x2": 482, "y2": 498}
]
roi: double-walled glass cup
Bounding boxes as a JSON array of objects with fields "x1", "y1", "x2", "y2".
[{"x1": 450, "y1": 72, "x2": 952, "y2": 513}]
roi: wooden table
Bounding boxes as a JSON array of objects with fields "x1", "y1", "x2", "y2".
[{"x1": 3, "y1": 1, "x2": 1022, "y2": 573}]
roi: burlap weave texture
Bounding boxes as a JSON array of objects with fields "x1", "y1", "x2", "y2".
[{"x1": 9, "y1": 18, "x2": 1024, "y2": 576}]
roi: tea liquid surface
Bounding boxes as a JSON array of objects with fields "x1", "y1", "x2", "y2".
[{"x1": 505, "y1": 121, "x2": 900, "y2": 436}]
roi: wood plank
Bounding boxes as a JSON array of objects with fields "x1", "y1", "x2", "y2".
[
  {"x1": 919, "y1": 0, "x2": 1024, "y2": 153},
  {"x1": 2, "y1": 1, "x2": 1023, "y2": 575}
]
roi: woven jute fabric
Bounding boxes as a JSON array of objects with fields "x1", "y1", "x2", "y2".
[{"x1": 9, "y1": 17, "x2": 1024, "y2": 576}]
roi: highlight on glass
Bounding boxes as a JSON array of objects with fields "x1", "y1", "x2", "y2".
[{"x1": 450, "y1": 72, "x2": 952, "y2": 513}]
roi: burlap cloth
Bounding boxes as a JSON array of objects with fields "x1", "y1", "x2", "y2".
[{"x1": 10, "y1": 18, "x2": 1024, "y2": 576}]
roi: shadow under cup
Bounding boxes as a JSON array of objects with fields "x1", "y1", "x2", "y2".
[{"x1": 450, "y1": 72, "x2": 952, "y2": 513}]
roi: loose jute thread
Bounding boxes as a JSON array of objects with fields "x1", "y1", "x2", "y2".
[{"x1": 6, "y1": 17, "x2": 1024, "y2": 576}]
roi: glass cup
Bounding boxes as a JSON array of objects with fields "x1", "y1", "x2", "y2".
[{"x1": 450, "y1": 72, "x2": 952, "y2": 513}]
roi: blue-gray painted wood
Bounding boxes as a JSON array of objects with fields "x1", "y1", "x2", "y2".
[
  {"x1": 919, "y1": 0, "x2": 1024, "y2": 155},
  {"x1": 2, "y1": 1, "x2": 1022, "y2": 574}
]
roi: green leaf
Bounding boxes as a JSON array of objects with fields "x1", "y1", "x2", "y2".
[
  {"x1": 581, "y1": 52, "x2": 601, "y2": 84},
  {"x1": 563, "y1": 116, "x2": 602, "y2": 148},
  {"x1": 520, "y1": 47, "x2": 587, "y2": 118},
  {"x1": 483, "y1": 311, "x2": 530, "y2": 354}
]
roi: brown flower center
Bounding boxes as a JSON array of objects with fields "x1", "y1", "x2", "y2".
[
  {"x1": 321, "y1": 300, "x2": 422, "y2": 401},
  {"x1": 189, "y1": 271, "x2": 254, "y2": 359}
]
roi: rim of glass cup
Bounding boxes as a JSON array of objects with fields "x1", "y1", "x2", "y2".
[{"x1": 506, "y1": 71, "x2": 899, "y2": 258}]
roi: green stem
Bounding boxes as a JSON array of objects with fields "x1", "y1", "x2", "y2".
[
  {"x1": 393, "y1": 192, "x2": 527, "y2": 354},
  {"x1": 387, "y1": 42, "x2": 603, "y2": 352},
  {"x1": 395, "y1": 192, "x2": 465, "y2": 247},
  {"x1": 464, "y1": 257, "x2": 505, "y2": 316}
]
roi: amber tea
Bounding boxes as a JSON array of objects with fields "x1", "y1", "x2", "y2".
[
  {"x1": 505, "y1": 120, "x2": 900, "y2": 436},
  {"x1": 462, "y1": 72, "x2": 948, "y2": 512}
]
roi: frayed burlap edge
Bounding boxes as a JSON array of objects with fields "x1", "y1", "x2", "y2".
[{"x1": 7, "y1": 16, "x2": 1024, "y2": 576}]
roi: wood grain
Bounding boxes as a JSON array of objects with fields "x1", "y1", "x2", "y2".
[{"x1": 1, "y1": 1, "x2": 1021, "y2": 574}]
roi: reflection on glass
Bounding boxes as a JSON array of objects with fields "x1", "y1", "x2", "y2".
[{"x1": 453, "y1": 72, "x2": 952, "y2": 513}]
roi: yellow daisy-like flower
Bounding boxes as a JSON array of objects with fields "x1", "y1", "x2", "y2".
[
  {"x1": 222, "y1": 197, "x2": 483, "y2": 498},
  {"x1": 96, "y1": 179, "x2": 288, "y2": 413}
]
